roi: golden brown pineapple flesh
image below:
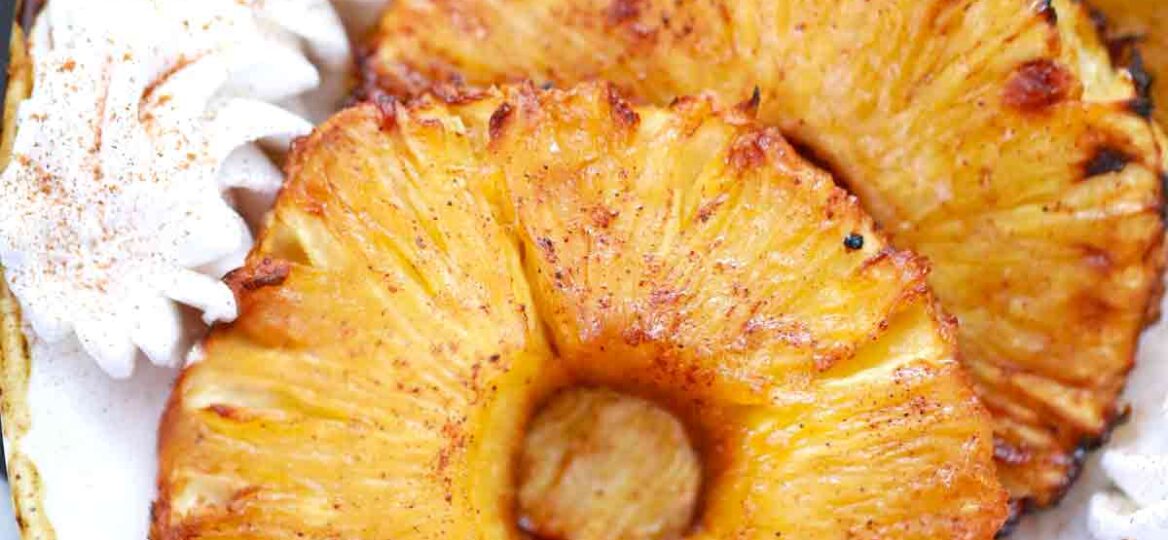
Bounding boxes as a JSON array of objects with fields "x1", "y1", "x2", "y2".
[
  {"x1": 153, "y1": 84, "x2": 1006, "y2": 539},
  {"x1": 363, "y1": 0, "x2": 1168, "y2": 510}
]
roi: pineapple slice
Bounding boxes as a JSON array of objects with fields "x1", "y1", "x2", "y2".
[
  {"x1": 362, "y1": 0, "x2": 1168, "y2": 510},
  {"x1": 153, "y1": 84, "x2": 1007, "y2": 539}
]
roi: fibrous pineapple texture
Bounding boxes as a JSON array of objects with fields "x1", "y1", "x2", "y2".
[
  {"x1": 362, "y1": 0, "x2": 1168, "y2": 509},
  {"x1": 153, "y1": 84, "x2": 1006, "y2": 540}
]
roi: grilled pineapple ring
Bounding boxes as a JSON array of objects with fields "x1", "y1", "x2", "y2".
[
  {"x1": 362, "y1": 0, "x2": 1168, "y2": 510},
  {"x1": 153, "y1": 84, "x2": 1007, "y2": 539}
]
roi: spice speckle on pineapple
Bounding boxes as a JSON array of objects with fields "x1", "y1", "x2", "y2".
[{"x1": 844, "y1": 233, "x2": 865, "y2": 251}]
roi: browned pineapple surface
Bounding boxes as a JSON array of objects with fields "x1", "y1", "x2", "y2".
[
  {"x1": 363, "y1": 0, "x2": 1168, "y2": 510},
  {"x1": 153, "y1": 84, "x2": 1006, "y2": 539}
]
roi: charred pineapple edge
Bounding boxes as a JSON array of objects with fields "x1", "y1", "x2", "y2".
[
  {"x1": 0, "y1": 11, "x2": 57, "y2": 540},
  {"x1": 991, "y1": 0, "x2": 1168, "y2": 531},
  {"x1": 1085, "y1": 0, "x2": 1168, "y2": 318}
]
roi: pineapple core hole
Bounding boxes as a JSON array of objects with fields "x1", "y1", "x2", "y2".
[{"x1": 517, "y1": 388, "x2": 702, "y2": 540}]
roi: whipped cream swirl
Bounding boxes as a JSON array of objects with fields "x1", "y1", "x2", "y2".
[
  {"x1": 1088, "y1": 316, "x2": 1168, "y2": 540},
  {"x1": 0, "y1": 0, "x2": 350, "y2": 377}
]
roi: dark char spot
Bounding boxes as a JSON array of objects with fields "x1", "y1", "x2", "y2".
[
  {"x1": 1083, "y1": 147, "x2": 1131, "y2": 178},
  {"x1": 1127, "y1": 49, "x2": 1155, "y2": 118}
]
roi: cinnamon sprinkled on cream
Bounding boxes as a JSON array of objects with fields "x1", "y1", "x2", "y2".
[{"x1": 0, "y1": 0, "x2": 349, "y2": 377}]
